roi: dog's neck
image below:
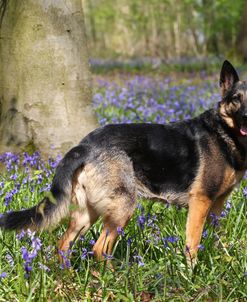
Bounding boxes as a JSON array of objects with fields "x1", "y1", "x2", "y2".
[{"x1": 212, "y1": 108, "x2": 247, "y2": 170}]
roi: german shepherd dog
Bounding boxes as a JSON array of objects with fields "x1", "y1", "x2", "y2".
[{"x1": 0, "y1": 60, "x2": 246, "y2": 265}]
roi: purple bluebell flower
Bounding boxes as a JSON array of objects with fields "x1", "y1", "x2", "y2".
[
  {"x1": 136, "y1": 203, "x2": 143, "y2": 210},
  {"x1": 38, "y1": 262, "x2": 50, "y2": 272},
  {"x1": 93, "y1": 74, "x2": 220, "y2": 127},
  {"x1": 48, "y1": 155, "x2": 62, "y2": 170},
  {"x1": 220, "y1": 210, "x2": 227, "y2": 218},
  {"x1": 225, "y1": 200, "x2": 231, "y2": 210},
  {"x1": 4, "y1": 192, "x2": 13, "y2": 206},
  {"x1": 133, "y1": 255, "x2": 144, "y2": 267},
  {"x1": 210, "y1": 213, "x2": 219, "y2": 227},
  {"x1": 58, "y1": 250, "x2": 71, "y2": 269},
  {"x1": 163, "y1": 236, "x2": 179, "y2": 247},
  {"x1": 40, "y1": 183, "x2": 51, "y2": 193},
  {"x1": 81, "y1": 248, "x2": 89, "y2": 260},
  {"x1": 117, "y1": 226, "x2": 125, "y2": 236},
  {"x1": 6, "y1": 254, "x2": 14, "y2": 267},
  {"x1": 147, "y1": 214, "x2": 158, "y2": 229},
  {"x1": 102, "y1": 253, "x2": 113, "y2": 260},
  {"x1": 37, "y1": 173, "x2": 43, "y2": 184},
  {"x1": 167, "y1": 236, "x2": 179, "y2": 244},
  {"x1": 21, "y1": 247, "x2": 33, "y2": 278},
  {"x1": 0, "y1": 272, "x2": 7, "y2": 279},
  {"x1": 89, "y1": 239, "x2": 95, "y2": 246},
  {"x1": 198, "y1": 244, "x2": 204, "y2": 251},
  {"x1": 79, "y1": 235, "x2": 85, "y2": 242},
  {"x1": 16, "y1": 230, "x2": 26, "y2": 240},
  {"x1": 243, "y1": 187, "x2": 247, "y2": 198},
  {"x1": 18, "y1": 230, "x2": 42, "y2": 278},
  {"x1": 0, "y1": 152, "x2": 20, "y2": 171},
  {"x1": 10, "y1": 173, "x2": 18, "y2": 181},
  {"x1": 137, "y1": 213, "x2": 146, "y2": 229},
  {"x1": 127, "y1": 238, "x2": 132, "y2": 246}
]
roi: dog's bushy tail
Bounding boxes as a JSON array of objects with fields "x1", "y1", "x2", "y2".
[{"x1": 0, "y1": 144, "x2": 89, "y2": 231}]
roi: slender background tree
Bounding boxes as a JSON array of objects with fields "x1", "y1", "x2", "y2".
[{"x1": 0, "y1": 0, "x2": 98, "y2": 155}]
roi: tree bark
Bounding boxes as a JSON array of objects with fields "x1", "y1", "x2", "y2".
[
  {"x1": 0, "y1": 0, "x2": 98, "y2": 155},
  {"x1": 236, "y1": 1, "x2": 247, "y2": 62}
]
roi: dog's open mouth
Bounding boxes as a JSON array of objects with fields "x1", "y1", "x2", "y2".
[{"x1": 240, "y1": 122, "x2": 247, "y2": 136}]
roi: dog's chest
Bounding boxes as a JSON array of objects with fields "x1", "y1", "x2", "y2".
[{"x1": 237, "y1": 137, "x2": 247, "y2": 169}]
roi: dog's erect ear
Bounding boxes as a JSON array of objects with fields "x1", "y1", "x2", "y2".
[{"x1": 219, "y1": 60, "x2": 239, "y2": 96}]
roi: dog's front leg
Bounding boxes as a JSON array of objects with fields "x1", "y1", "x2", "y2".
[{"x1": 185, "y1": 193, "x2": 212, "y2": 266}]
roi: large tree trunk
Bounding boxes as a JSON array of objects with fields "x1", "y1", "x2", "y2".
[
  {"x1": 236, "y1": 1, "x2": 247, "y2": 62},
  {"x1": 0, "y1": 0, "x2": 98, "y2": 155}
]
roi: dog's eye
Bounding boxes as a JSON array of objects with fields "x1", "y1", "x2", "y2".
[{"x1": 232, "y1": 95, "x2": 240, "y2": 102}]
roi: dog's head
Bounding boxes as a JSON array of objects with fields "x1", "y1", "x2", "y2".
[{"x1": 219, "y1": 60, "x2": 247, "y2": 136}]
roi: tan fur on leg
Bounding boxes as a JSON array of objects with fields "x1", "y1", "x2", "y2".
[
  {"x1": 58, "y1": 209, "x2": 98, "y2": 263},
  {"x1": 93, "y1": 204, "x2": 134, "y2": 265},
  {"x1": 186, "y1": 194, "x2": 212, "y2": 266},
  {"x1": 92, "y1": 227, "x2": 118, "y2": 261}
]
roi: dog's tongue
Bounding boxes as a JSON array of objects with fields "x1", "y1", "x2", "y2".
[{"x1": 240, "y1": 125, "x2": 247, "y2": 136}]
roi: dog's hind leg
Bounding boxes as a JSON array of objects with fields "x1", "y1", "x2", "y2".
[
  {"x1": 58, "y1": 167, "x2": 99, "y2": 258},
  {"x1": 80, "y1": 149, "x2": 136, "y2": 263},
  {"x1": 186, "y1": 193, "x2": 212, "y2": 265},
  {"x1": 58, "y1": 208, "x2": 98, "y2": 256},
  {"x1": 63, "y1": 149, "x2": 137, "y2": 265},
  {"x1": 92, "y1": 196, "x2": 135, "y2": 262},
  {"x1": 208, "y1": 193, "x2": 229, "y2": 218}
]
